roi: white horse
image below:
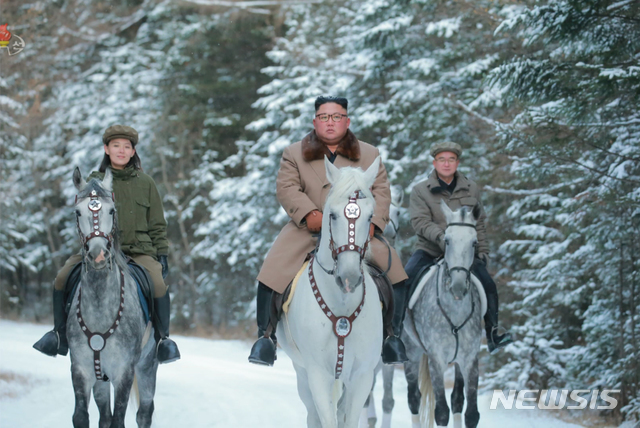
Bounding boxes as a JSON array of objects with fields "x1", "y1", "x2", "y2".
[{"x1": 278, "y1": 157, "x2": 384, "y2": 428}]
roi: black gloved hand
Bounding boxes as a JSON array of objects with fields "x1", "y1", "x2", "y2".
[{"x1": 158, "y1": 255, "x2": 169, "y2": 279}]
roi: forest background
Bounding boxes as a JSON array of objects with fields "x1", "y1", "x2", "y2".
[{"x1": 1, "y1": 0, "x2": 638, "y2": 423}]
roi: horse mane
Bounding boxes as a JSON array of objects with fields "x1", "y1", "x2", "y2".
[
  {"x1": 77, "y1": 179, "x2": 129, "y2": 272},
  {"x1": 326, "y1": 166, "x2": 374, "y2": 205}
]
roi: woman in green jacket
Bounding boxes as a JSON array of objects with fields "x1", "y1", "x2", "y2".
[{"x1": 33, "y1": 125, "x2": 180, "y2": 364}]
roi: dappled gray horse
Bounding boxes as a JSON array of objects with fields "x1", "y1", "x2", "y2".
[
  {"x1": 361, "y1": 184, "x2": 404, "y2": 428},
  {"x1": 403, "y1": 201, "x2": 483, "y2": 428},
  {"x1": 68, "y1": 167, "x2": 158, "y2": 428}
]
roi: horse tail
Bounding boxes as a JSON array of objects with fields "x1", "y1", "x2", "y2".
[
  {"x1": 418, "y1": 354, "x2": 435, "y2": 428},
  {"x1": 130, "y1": 374, "x2": 140, "y2": 409}
]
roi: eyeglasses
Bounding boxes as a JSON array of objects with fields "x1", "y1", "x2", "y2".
[
  {"x1": 435, "y1": 157, "x2": 458, "y2": 164},
  {"x1": 315, "y1": 113, "x2": 348, "y2": 122}
]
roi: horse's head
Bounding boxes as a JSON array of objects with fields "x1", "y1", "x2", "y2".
[
  {"x1": 440, "y1": 200, "x2": 480, "y2": 300},
  {"x1": 383, "y1": 184, "x2": 403, "y2": 245},
  {"x1": 73, "y1": 167, "x2": 117, "y2": 270},
  {"x1": 323, "y1": 156, "x2": 380, "y2": 293}
]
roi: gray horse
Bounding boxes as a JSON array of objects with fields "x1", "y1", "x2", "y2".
[
  {"x1": 361, "y1": 184, "x2": 404, "y2": 428},
  {"x1": 68, "y1": 167, "x2": 158, "y2": 428},
  {"x1": 402, "y1": 201, "x2": 483, "y2": 428}
]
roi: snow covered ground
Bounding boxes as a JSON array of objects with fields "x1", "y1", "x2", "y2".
[{"x1": 0, "y1": 320, "x2": 590, "y2": 427}]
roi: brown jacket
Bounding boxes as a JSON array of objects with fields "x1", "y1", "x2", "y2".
[
  {"x1": 410, "y1": 170, "x2": 489, "y2": 258},
  {"x1": 257, "y1": 130, "x2": 408, "y2": 293}
]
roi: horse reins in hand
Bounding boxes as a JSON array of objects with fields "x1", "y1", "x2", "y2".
[
  {"x1": 309, "y1": 257, "x2": 366, "y2": 379},
  {"x1": 76, "y1": 271, "x2": 125, "y2": 381}
]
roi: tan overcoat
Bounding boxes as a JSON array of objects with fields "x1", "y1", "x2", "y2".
[
  {"x1": 410, "y1": 170, "x2": 489, "y2": 258},
  {"x1": 257, "y1": 130, "x2": 408, "y2": 293}
]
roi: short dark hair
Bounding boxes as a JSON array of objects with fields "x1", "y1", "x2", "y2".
[{"x1": 315, "y1": 96, "x2": 348, "y2": 112}]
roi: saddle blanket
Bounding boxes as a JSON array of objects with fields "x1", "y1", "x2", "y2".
[
  {"x1": 408, "y1": 262, "x2": 487, "y2": 316},
  {"x1": 283, "y1": 260, "x2": 310, "y2": 314}
]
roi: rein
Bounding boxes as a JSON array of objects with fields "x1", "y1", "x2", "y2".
[
  {"x1": 309, "y1": 256, "x2": 366, "y2": 379},
  {"x1": 437, "y1": 221, "x2": 477, "y2": 364},
  {"x1": 76, "y1": 270, "x2": 125, "y2": 381},
  {"x1": 309, "y1": 190, "x2": 370, "y2": 379}
]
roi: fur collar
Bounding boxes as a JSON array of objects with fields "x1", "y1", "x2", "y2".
[{"x1": 301, "y1": 130, "x2": 361, "y2": 162}]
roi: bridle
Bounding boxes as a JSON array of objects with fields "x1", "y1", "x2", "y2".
[
  {"x1": 74, "y1": 187, "x2": 123, "y2": 381},
  {"x1": 437, "y1": 221, "x2": 477, "y2": 363},
  {"x1": 315, "y1": 190, "x2": 371, "y2": 276},
  {"x1": 75, "y1": 189, "x2": 116, "y2": 255},
  {"x1": 309, "y1": 189, "x2": 371, "y2": 379}
]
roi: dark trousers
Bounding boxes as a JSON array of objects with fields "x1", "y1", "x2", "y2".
[{"x1": 404, "y1": 249, "x2": 497, "y2": 295}]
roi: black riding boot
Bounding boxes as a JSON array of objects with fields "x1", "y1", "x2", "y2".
[
  {"x1": 382, "y1": 281, "x2": 409, "y2": 364},
  {"x1": 484, "y1": 293, "x2": 513, "y2": 354},
  {"x1": 154, "y1": 293, "x2": 181, "y2": 364},
  {"x1": 33, "y1": 289, "x2": 68, "y2": 357},
  {"x1": 248, "y1": 282, "x2": 277, "y2": 366}
]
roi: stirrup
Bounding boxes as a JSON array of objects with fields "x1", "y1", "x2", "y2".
[
  {"x1": 33, "y1": 330, "x2": 63, "y2": 357},
  {"x1": 156, "y1": 337, "x2": 181, "y2": 364},
  {"x1": 381, "y1": 336, "x2": 408, "y2": 365},
  {"x1": 487, "y1": 326, "x2": 513, "y2": 354},
  {"x1": 248, "y1": 337, "x2": 276, "y2": 366}
]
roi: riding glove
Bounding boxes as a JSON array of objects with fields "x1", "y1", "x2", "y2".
[
  {"x1": 158, "y1": 255, "x2": 169, "y2": 279},
  {"x1": 305, "y1": 210, "x2": 323, "y2": 232}
]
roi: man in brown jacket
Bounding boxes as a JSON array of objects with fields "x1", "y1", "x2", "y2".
[
  {"x1": 406, "y1": 142, "x2": 512, "y2": 353},
  {"x1": 248, "y1": 96, "x2": 410, "y2": 366}
]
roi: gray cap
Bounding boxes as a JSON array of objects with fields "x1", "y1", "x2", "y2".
[
  {"x1": 102, "y1": 125, "x2": 138, "y2": 146},
  {"x1": 430, "y1": 141, "x2": 462, "y2": 158}
]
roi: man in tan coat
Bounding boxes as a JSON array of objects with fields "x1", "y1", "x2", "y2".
[
  {"x1": 406, "y1": 142, "x2": 512, "y2": 353},
  {"x1": 248, "y1": 96, "x2": 409, "y2": 366}
]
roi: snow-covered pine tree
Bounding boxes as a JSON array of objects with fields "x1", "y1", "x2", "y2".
[{"x1": 485, "y1": 0, "x2": 640, "y2": 421}]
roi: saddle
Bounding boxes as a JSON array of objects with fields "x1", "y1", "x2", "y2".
[
  {"x1": 271, "y1": 255, "x2": 394, "y2": 336},
  {"x1": 63, "y1": 258, "x2": 154, "y2": 323},
  {"x1": 406, "y1": 260, "x2": 487, "y2": 316}
]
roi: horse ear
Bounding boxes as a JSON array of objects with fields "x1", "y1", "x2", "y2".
[
  {"x1": 391, "y1": 184, "x2": 404, "y2": 207},
  {"x1": 325, "y1": 156, "x2": 341, "y2": 185},
  {"x1": 440, "y1": 199, "x2": 454, "y2": 224},
  {"x1": 102, "y1": 168, "x2": 113, "y2": 192},
  {"x1": 73, "y1": 167, "x2": 86, "y2": 191},
  {"x1": 363, "y1": 156, "x2": 380, "y2": 189},
  {"x1": 472, "y1": 203, "x2": 481, "y2": 221}
]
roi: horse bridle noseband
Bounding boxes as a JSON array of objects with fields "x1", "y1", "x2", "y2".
[{"x1": 75, "y1": 190, "x2": 116, "y2": 253}]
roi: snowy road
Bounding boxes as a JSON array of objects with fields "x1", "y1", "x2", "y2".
[{"x1": 0, "y1": 320, "x2": 585, "y2": 427}]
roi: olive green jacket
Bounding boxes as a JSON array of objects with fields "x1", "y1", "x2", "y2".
[
  {"x1": 410, "y1": 170, "x2": 489, "y2": 258},
  {"x1": 88, "y1": 167, "x2": 168, "y2": 258}
]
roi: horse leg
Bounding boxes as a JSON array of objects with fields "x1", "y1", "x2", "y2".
[
  {"x1": 293, "y1": 364, "x2": 323, "y2": 428},
  {"x1": 403, "y1": 359, "x2": 421, "y2": 427},
  {"x1": 342, "y1": 371, "x2": 376, "y2": 428},
  {"x1": 307, "y1": 368, "x2": 339, "y2": 428},
  {"x1": 450, "y1": 363, "x2": 465, "y2": 428},
  {"x1": 93, "y1": 381, "x2": 113, "y2": 428},
  {"x1": 462, "y1": 358, "x2": 480, "y2": 428},
  {"x1": 135, "y1": 344, "x2": 159, "y2": 428},
  {"x1": 360, "y1": 389, "x2": 375, "y2": 428},
  {"x1": 71, "y1": 367, "x2": 94, "y2": 428},
  {"x1": 427, "y1": 360, "x2": 450, "y2": 427},
  {"x1": 380, "y1": 364, "x2": 395, "y2": 428},
  {"x1": 110, "y1": 366, "x2": 135, "y2": 428}
]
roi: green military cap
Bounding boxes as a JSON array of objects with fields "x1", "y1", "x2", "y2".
[
  {"x1": 430, "y1": 141, "x2": 462, "y2": 158},
  {"x1": 102, "y1": 125, "x2": 139, "y2": 146}
]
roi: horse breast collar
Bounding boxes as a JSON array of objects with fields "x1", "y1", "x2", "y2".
[
  {"x1": 76, "y1": 271, "x2": 125, "y2": 381},
  {"x1": 309, "y1": 257, "x2": 366, "y2": 379}
]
